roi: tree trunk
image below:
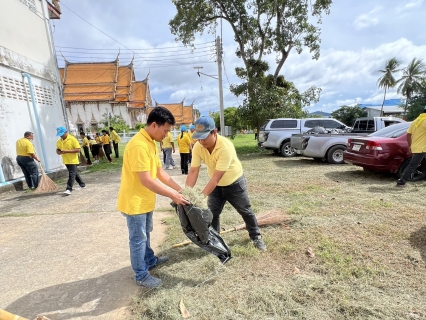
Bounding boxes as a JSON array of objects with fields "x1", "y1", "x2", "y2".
[{"x1": 380, "y1": 87, "x2": 387, "y2": 117}]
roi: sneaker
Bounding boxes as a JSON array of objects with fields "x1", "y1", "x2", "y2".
[
  {"x1": 80, "y1": 186, "x2": 87, "y2": 189},
  {"x1": 74, "y1": 187, "x2": 81, "y2": 191},
  {"x1": 396, "y1": 180, "x2": 406, "y2": 187},
  {"x1": 165, "y1": 167, "x2": 173, "y2": 170},
  {"x1": 252, "y1": 236, "x2": 267, "y2": 251},
  {"x1": 172, "y1": 166, "x2": 177, "y2": 169},
  {"x1": 63, "y1": 190, "x2": 71, "y2": 195},
  {"x1": 136, "y1": 274, "x2": 162, "y2": 288},
  {"x1": 148, "y1": 256, "x2": 169, "y2": 271}
]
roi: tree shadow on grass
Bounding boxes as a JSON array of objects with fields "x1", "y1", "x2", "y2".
[{"x1": 409, "y1": 226, "x2": 426, "y2": 263}]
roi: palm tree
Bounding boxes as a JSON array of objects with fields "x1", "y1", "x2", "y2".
[
  {"x1": 377, "y1": 58, "x2": 401, "y2": 116},
  {"x1": 396, "y1": 58, "x2": 426, "y2": 120}
]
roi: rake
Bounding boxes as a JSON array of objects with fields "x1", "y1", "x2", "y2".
[
  {"x1": 33, "y1": 163, "x2": 58, "y2": 194},
  {"x1": 172, "y1": 210, "x2": 290, "y2": 248}
]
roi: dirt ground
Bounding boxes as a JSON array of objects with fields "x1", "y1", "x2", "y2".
[{"x1": 0, "y1": 164, "x2": 187, "y2": 320}]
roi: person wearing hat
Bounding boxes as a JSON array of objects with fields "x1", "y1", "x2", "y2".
[
  {"x1": 177, "y1": 125, "x2": 191, "y2": 175},
  {"x1": 56, "y1": 126, "x2": 86, "y2": 195},
  {"x1": 185, "y1": 116, "x2": 267, "y2": 251},
  {"x1": 397, "y1": 106, "x2": 426, "y2": 187},
  {"x1": 188, "y1": 124, "x2": 196, "y2": 164},
  {"x1": 16, "y1": 131, "x2": 40, "y2": 190},
  {"x1": 117, "y1": 106, "x2": 189, "y2": 288}
]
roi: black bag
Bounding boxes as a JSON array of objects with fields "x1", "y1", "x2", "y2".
[{"x1": 172, "y1": 203, "x2": 232, "y2": 264}]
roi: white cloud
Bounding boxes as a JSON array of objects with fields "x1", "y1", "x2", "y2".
[
  {"x1": 353, "y1": 6, "x2": 382, "y2": 30},
  {"x1": 397, "y1": 0, "x2": 423, "y2": 12}
]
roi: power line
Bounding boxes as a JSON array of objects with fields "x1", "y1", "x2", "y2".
[
  {"x1": 55, "y1": 41, "x2": 215, "y2": 51},
  {"x1": 222, "y1": 53, "x2": 241, "y2": 106},
  {"x1": 57, "y1": 48, "x2": 213, "y2": 56},
  {"x1": 56, "y1": 54, "x2": 212, "y2": 62}
]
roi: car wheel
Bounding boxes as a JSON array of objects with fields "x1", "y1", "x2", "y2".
[
  {"x1": 327, "y1": 145, "x2": 346, "y2": 164},
  {"x1": 280, "y1": 142, "x2": 296, "y2": 157},
  {"x1": 396, "y1": 159, "x2": 426, "y2": 181}
]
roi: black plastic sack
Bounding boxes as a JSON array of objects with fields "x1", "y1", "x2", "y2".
[{"x1": 172, "y1": 203, "x2": 232, "y2": 264}]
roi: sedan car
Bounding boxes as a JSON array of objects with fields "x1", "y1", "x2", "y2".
[{"x1": 344, "y1": 122, "x2": 426, "y2": 180}]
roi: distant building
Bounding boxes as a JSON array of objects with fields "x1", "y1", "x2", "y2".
[
  {"x1": 58, "y1": 58, "x2": 152, "y2": 130},
  {"x1": 146, "y1": 100, "x2": 197, "y2": 126},
  {"x1": 0, "y1": 0, "x2": 66, "y2": 184},
  {"x1": 360, "y1": 99, "x2": 405, "y2": 117}
]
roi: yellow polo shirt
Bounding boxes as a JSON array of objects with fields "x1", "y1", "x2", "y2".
[
  {"x1": 16, "y1": 138, "x2": 35, "y2": 156},
  {"x1": 191, "y1": 134, "x2": 243, "y2": 186},
  {"x1": 95, "y1": 136, "x2": 102, "y2": 144},
  {"x1": 408, "y1": 115, "x2": 426, "y2": 153},
  {"x1": 162, "y1": 132, "x2": 174, "y2": 148},
  {"x1": 81, "y1": 137, "x2": 89, "y2": 147},
  {"x1": 56, "y1": 135, "x2": 80, "y2": 165},
  {"x1": 101, "y1": 135, "x2": 110, "y2": 144},
  {"x1": 117, "y1": 129, "x2": 162, "y2": 215},
  {"x1": 110, "y1": 130, "x2": 121, "y2": 143},
  {"x1": 177, "y1": 132, "x2": 191, "y2": 153},
  {"x1": 189, "y1": 131, "x2": 197, "y2": 144}
]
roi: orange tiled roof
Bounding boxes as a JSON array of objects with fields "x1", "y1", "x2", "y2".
[
  {"x1": 147, "y1": 103, "x2": 194, "y2": 124},
  {"x1": 129, "y1": 81, "x2": 147, "y2": 108},
  {"x1": 183, "y1": 106, "x2": 194, "y2": 123}
]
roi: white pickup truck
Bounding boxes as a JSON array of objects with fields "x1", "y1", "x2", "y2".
[
  {"x1": 258, "y1": 118, "x2": 349, "y2": 156},
  {"x1": 290, "y1": 117, "x2": 405, "y2": 164}
]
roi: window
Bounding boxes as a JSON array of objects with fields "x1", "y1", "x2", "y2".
[
  {"x1": 304, "y1": 120, "x2": 320, "y2": 128},
  {"x1": 320, "y1": 120, "x2": 342, "y2": 129},
  {"x1": 270, "y1": 120, "x2": 298, "y2": 129}
]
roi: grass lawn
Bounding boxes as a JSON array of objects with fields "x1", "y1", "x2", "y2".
[{"x1": 127, "y1": 133, "x2": 426, "y2": 320}]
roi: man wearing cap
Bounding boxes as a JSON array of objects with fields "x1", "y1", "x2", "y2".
[
  {"x1": 396, "y1": 106, "x2": 426, "y2": 187},
  {"x1": 16, "y1": 131, "x2": 40, "y2": 190},
  {"x1": 56, "y1": 126, "x2": 86, "y2": 195},
  {"x1": 117, "y1": 106, "x2": 189, "y2": 288},
  {"x1": 185, "y1": 116, "x2": 267, "y2": 251}
]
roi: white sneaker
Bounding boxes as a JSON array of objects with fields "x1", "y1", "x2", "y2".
[
  {"x1": 172, "y1": 166, "x2": 177, "y2": 169},
  {"x1": 63, "y1": 190, "x2": 71, "y2": 195},
  {"x1": 74, "y1": 187, "x2": 81, "y2": 191},
  {"x1": 165, "y1": 167, "x2": 173, "y2": 170}
]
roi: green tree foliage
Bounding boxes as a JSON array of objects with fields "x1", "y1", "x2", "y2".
[
  {"x1": 193, "y1": 108, "x2": 201, "y2": 118},
  {"x1": 396, "y1": 58, "x2": 426, "y2": 119},
  {"x1": 134, "y1": 123, "x2": 146, "y2": 130},
  {"x1": 377, "y1": 57, "x2": 401, "y2": 116},
  {"x1": 100, "y1": 114, "x2": 130, "y2": 133},
  {"x1": 406, "y1": 79, "x2": 426, "y2": 121},
  {"x1": 211, "y1": 107, "x2": 243, "y2": 138},
  {"x1": 170, "y1": 0, "x2": 331, "y2": 136},
  {"x1": 330, "y1": 105, "x2": 367, "y2": 127}
]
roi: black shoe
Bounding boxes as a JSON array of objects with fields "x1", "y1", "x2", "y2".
[
  {"x1": 252, "y1": 236, "x2": 267, "y2": 251},
  {"x1": 148, "y1": 256, "x2": 169, "y2": 271},
  {"x1": 396, "y1": 180, "x2": 406, "y2": 187}
]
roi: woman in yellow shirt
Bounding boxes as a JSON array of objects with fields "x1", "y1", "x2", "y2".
[
  {"x1": 177, "y1": 125, "x2": 191, "y2": 175},
  {"x1": 101, "y1": 130, "x2": 113, "y2": 163}
]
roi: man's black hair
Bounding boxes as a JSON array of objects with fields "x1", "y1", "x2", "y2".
[
  {"x1": 102, "y1": 130, "x2": 108, "y2": 134},
  {"x1": 109, "y1": 126, "x2": 114, "y2": 131},
  {"x1": 24, "y1": 131, "x2": 33, "y2": 137},
  {"x1": 147, "y1": 106, "x2": 175, "y2": 126},
  {"x1": 80, "y1": 132, "x2": 86, "y2": 136}
]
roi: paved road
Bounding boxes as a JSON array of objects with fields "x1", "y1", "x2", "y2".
[{"x1": 0, "y1": 164, "x2": 186, "y2": 320}]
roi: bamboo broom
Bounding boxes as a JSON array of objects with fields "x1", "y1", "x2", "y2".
[
  {"x1": 172, "y1": 210, "x2": 290, "y2": 248},
  {"x1": 33, "y1": 163, "x2": 58, "y2": 194}
]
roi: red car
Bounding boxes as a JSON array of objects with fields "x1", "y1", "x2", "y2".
[{"x1": 344, "y1": 122, "x2": 426, "y2": 180}]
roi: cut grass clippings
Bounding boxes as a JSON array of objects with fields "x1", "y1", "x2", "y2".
[{"x1": 129, "y1": 133, "x2": 426, "y2": 320}]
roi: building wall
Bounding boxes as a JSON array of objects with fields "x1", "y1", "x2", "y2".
[{"x1": 0, "y1": 0, "x2": 67, "y2": 183}]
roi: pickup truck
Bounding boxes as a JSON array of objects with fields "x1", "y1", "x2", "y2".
[
  {"x1": 290, "y1": 117, "x2": 405, "y2": 164},
  {"x1": 258, "y1": 118, "x2": 349, "y2": 157}
]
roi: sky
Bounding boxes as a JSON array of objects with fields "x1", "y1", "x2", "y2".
[{"x1": 52, "y1": 0, "x2": 426, "y2": 116}]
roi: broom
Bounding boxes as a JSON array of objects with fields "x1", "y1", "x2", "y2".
[
  {"x1": 33, "y1": 163, "x2": 58, "y2": 194},
  {"x1": 172, "y1": 210, "x2": 290, "y2": 248}
]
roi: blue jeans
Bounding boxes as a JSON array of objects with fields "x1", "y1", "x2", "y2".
[
  {"x1": 207, "y1": 175, "x2": 261, "y2": 239},
  {"x1": 122, "y1": 212, "x2": 157, "y2": 281},
  {"x1": 164, "y1": 148, "x2": 176, "y2": 168}
]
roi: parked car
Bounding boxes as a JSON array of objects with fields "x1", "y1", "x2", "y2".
[
  {"x1": 343, "y1": 122, "x2": 426, "y2": 180},
  {"x1": 290, "y1": 117, "x2": 405, "y2": 164},
  {"x1": 258, "y1": 118, "x2": 349, "y2": 157}
]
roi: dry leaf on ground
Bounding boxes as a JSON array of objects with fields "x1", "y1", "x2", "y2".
[
  {"x1": 306, "y1": 247, "x2": 315, "y2": 258},
  {"x1": 293, "y1": 267, "x2": 300, "y2": 274},
  {"x1": 179, "y1": 299, "x2": 191, "y2": 318}
]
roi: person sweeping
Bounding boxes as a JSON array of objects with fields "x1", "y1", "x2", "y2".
[{"x1": 185, "y1": 116, "x2": 266, "y2": 251}]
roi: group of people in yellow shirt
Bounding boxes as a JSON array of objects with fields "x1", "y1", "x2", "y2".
[
  {"x1": 117, "y1": 107, "x2": 266, "y2": 288},
  {"x1": 78, "y1": 127, "x2": 121, "y2": 165}
]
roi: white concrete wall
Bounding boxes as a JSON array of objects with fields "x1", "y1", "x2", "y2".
[{"x1": 67, "y1": 102, "x2": 133, "y2": 130}]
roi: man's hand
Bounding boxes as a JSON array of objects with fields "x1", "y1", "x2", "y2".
[
  {"x1": 172, "y1": 148, "x2": 175, "y2": 153},
  {"x1": 171, "y1": 192, "x2": 190, "y2": 205}
]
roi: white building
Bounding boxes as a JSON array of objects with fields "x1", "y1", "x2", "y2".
[{"x1": 0, "y1": 0, "x2": 66, "y2": 185}]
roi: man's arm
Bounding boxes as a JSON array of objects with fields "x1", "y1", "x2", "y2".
[
  {"x1": 185, "y1": 166, "x2": 200, "y2": 188},
  {"x1": 171, "y1": 142, "x2": 175, "y2": 153},
  {"x1": 60, "y1": 148, "x2": 81, "y2": 154},
  {"x1": 28, "y1": 152, "x2": 40, "y2": 162},
  {"x1": 201, "y1": 170, "x2": 226, "y2": 196},
  {"x1": 137, "y1": 171, "x2": 189, "y2": 205},
  {"x1": 157, "y1": 167, "x2": 183, "y2": 191}
]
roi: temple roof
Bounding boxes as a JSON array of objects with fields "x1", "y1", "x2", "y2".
[{"x1": 147, "y1": 101, "x2": 194, "y2": 125}]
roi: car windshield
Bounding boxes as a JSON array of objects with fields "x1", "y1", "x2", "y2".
[{"x1": 368, "y1": 122, "x2": 410, "y2": 138}]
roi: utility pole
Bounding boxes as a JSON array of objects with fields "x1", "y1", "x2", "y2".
[{"x1": 216, "y1": 36, "x2": 225, "y2": 136}]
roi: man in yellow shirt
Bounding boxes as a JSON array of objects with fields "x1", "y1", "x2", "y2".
[
  {"x1": 188, "y1": 124, "x2": 196, "y2": 164},
  {"x1": 117, "y1": 107, "x2": 189, "y2": 288},
  {"x1": 109, "y1": 126, "x2": 121, "y2": 159},
  {"x1": 79, "y1": 132, "x2": 92, "y2": 165},
  {"x1": 101, "y1": 130, "x2": 113, "y2": 163},
  {"x1": 16, "y1": 131, "x2": 40, "y2": 190},
  {"x1": 186, "y1": 116, "x2": 266, "y2": 251},
  {"x1": 56, "y1": 126, "x2": 86, "y2": 195},
  {"x1": 160, "y1": 131, "x2": 177, "y2": 169},
  {"x1": 397, "y1": 106, "x2": 426, "y2": 186}
]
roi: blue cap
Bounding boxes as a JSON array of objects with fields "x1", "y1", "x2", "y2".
[
  {"x1": 192, "y1": 116, "x2": 216, "y2": 139},
  {"x1": 180, "y1": 125, "x2": 187, "y2": 132},
  {"x1": 190, "y1": 125, "x2": 195, "y2": 130},
  {"x1": 56, "y1": 126, "x2": 67, "y2": 137}
]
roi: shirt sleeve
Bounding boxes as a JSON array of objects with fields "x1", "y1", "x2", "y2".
[
  {"x1": 407, "y1": 122, "x2": 416, "y2": 134},
  {"x1": 191, "y1": 142, "x2": 202, "y2": 167},
  {"x1": 215, "y1": 148, "x2": 232, "y2": 171},
  {"x1": 128, "y1": 145, "x2": 152, "y2": 172},
  {"x1": 73, "y1": 137, "x2": 81, "y2": 149}
]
